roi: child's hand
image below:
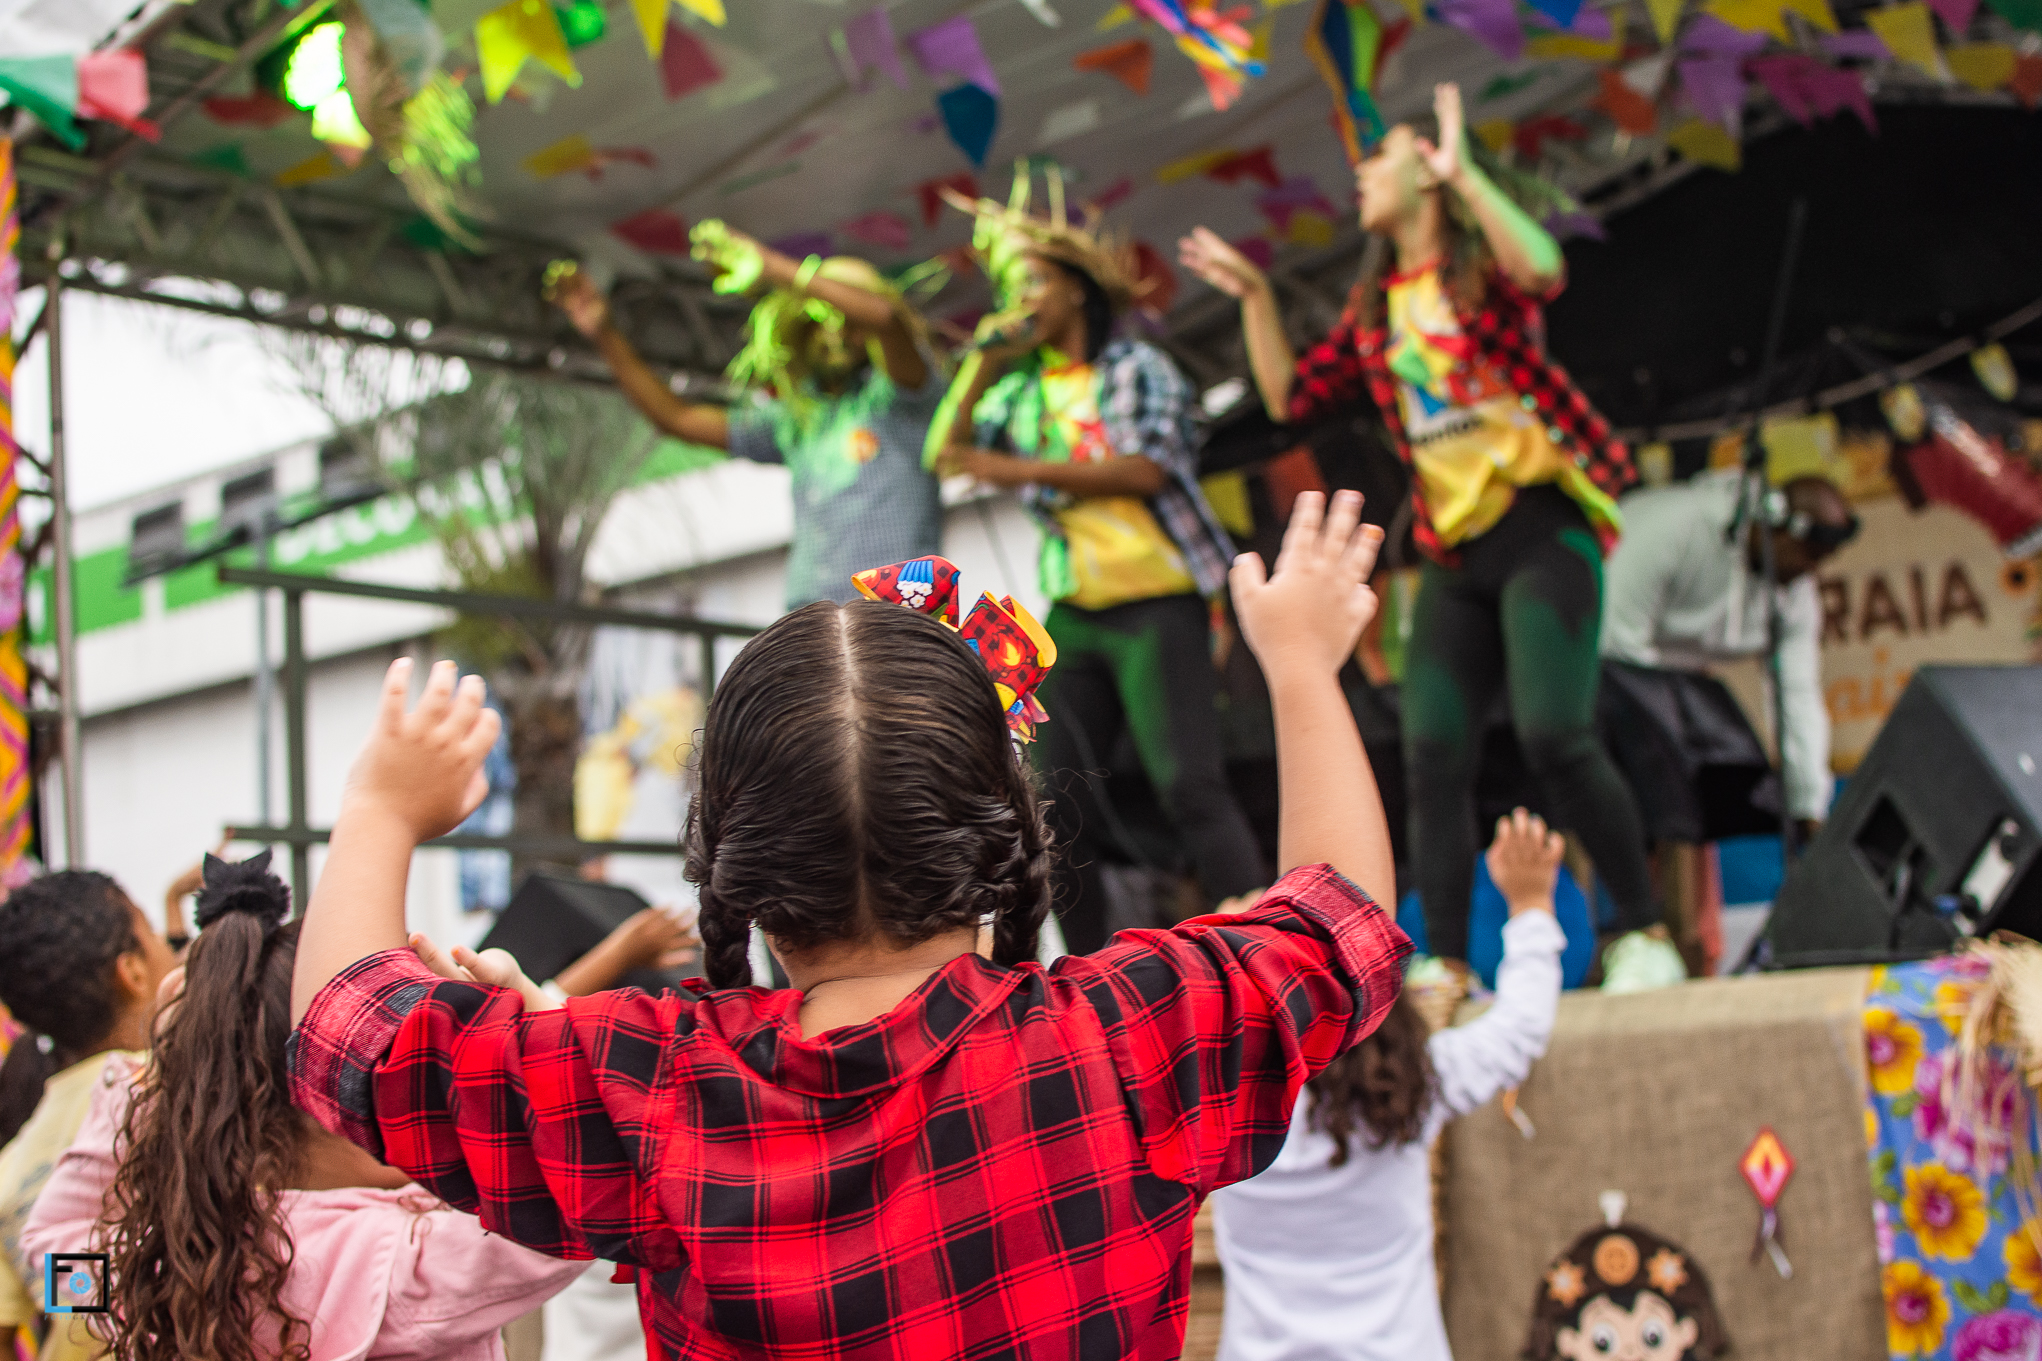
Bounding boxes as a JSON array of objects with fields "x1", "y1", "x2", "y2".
[
  {"x1": 1484, "y1": 807, "x2": 1566, "y2": 916},
  {"x1": 341, "y1": 659, "x2": 500, "y2": 846},
  {"x1": 1230, "y1": 490, "x2": 1384, "y2": 681},
  {"x1": 409, "y1": 932, "x2": 559, "y2": 1012}
]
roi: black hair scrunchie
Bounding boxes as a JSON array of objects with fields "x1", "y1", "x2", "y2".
[{"x1": 191, "y1": 850, "x2": 291, "y2": 932}]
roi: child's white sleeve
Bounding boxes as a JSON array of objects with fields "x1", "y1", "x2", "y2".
[{"x1": 1425, "y1": 910, "x2": 1566, "y2": 1133}]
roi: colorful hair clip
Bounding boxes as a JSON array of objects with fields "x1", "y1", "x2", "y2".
[{"x1": 852, "y1": 556, "x2": 1057, "y2": 742}]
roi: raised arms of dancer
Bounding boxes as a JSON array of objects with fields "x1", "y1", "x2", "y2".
[
  {"x1": 551, "y1": 271, "x2": 731, "y2": 448},
  {"x1": 1232, "y1": 489, "x2": 1394, "y2": 906},
  {"x1": 1177, "y1": 228, "x2": 1296, "y2": 422},
  {"x1": 1416, "y1": 82, "x2": 1563, "y2": 295},
  {"x1": 929, "y1": 340, "x2": 1167, "y2": 497}
]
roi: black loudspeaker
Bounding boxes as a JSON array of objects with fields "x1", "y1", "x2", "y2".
[
  {"x1": 476, "y1": 869, "x2": 689, "y2": 993},
  {"x1": 1766, "y1": 665, "x2": 2042, "y2": 966}
]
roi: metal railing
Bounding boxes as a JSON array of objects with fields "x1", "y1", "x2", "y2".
[{"x1": 215, "y1": 565, "x2": 763, "y2": 903}]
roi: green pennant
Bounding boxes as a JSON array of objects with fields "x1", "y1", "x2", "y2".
[
  {"x1": 1984, "y1": 0, "x2": 2042, "y2": 31},
  {"x1": 0, "y1": 55, "x2": 85, "y2": 152},
  {"x1": 189, "y1": 143, "x2": 253, "y2": 177}
]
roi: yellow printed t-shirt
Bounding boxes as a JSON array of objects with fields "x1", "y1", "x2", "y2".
[
  {"x1": 1385, "y1": 265, "x2": 1579, "y2": 547},
  {"x1": 1041, "y1": 362, "x2": 1196, "y2": 610},
  {"x1": 0, "y1": 1050, "x2": 140, "y2": 1361}
]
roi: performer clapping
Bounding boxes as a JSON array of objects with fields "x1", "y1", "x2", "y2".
[
  {"x1": 1179, "y1": 83, "x2": 1672, "y2": 988},
  {"x1": 548, "y1": 225, "x2": 942, "y2": 610}
]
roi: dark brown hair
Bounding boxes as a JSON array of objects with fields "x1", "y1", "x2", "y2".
[
  {"x1": 1304, "y1": 990, "x2": 1432, "y2": 1161},
  {"x1": 685, "y1": 600, "x2": 1053, "y2": 988},
  {"x1": 101, "y1": 906, "x2": 309, "y2": 1361},
  {"x1": 1523, "y1": 1221, "x2": 1728, "y2": 1361},
  {"x1": 0, "y1": 870, "x2": 139, "y2": 1062}
]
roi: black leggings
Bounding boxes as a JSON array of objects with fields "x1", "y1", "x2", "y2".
[
  {"x1": 1403, "y1": 487, "x2": 1654, "y2": 960},
  {"x1": 1032, "y1": 593, "x2": 1267, "y2": 955}
]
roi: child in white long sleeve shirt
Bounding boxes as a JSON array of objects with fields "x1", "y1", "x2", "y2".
[{"x1": 1212, "y1": 808, "x2": 1569, "y2": 1361}]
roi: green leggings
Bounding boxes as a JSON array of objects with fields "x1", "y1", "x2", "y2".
[{"x1": 1403, "y1": 486, "x2": 1654, "y2": 959}]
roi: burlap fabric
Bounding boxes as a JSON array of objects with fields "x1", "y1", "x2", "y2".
[{"x1": 1442, "y1": 966, "x2": 1886, "y2": 1361}]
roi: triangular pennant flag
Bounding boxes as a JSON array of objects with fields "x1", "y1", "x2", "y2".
[
  {"x1": 1622, "y1": 51, "x2": 1674, "y2": 95},
  {"x1": 1704, "y1": 0, "x2": 1791, "y2": 39},
  {"x1": 190, "y1": 143, "x2": 252, "y2": 176},
  {"x1": 917, "y1": 172, "x2": 977, "y2": 224},
  {"x1": 275, "y1": 152, "x2": 347, "y2": 186},
  {"x1": 1983, "y1": 0, "x2": 2042, "y2": 34},
  {"x1": 1666, "y1": 116, "x2": 1741, "y2": 168},
  {"x1": 1513, "y1": 113, "x2": 1588, "y2": 157},
  {"x1": 910, "y1": 16, "x2": 1001, "y2": 95},
  {"x1": 1254, "y1": 175, "x2": 1339, "y2": 232},
  {"x1": 845, "y1": 8, "x2": 909, "y2": 89},
  {"x1": 523, "y1": 134, "x2": 597, "y2": 177},
  {"x1": 1073, "y1": 38, "x2": 1155, "y2": 93},
  {"x1": 1098, "y1": 4, "x2": 1137, "y2": 27},
  {"x1": 1019, "y1": 0, "x2": 1064, "y2": 26},
  {"x1": 1527, "y1": 6, "x2": 1625, "y2": 58},
  {"x1": 1157, "y1": 148, "x2": 1231, "y2": 181},
  {"x1": 611, "y1": 208, "x2": 691, "y2": 255},
  {"x1": 1682, "y1": 13, "x2": 1771, "y2": 50},
  {"x1": 1646, "y1": 0, "x2": 1683, "y2": 43},
  {"x1": 678, "y1": 0, "x2": 727, "y2": 25},
  {"x1": 0, "y1": 56, "x2": 83, "y2": 152},
  {"x1": 76, "y1": 50, "x2": 158, "y2": 139},
  {"x1": 1866, "y1": 2, "x2": 1941, "y2": 75},
  {"x1": 660, "y1": 20, "x2": 723, "y2": 98},
  {"x1": 839, "y1": 210, "x2": 913, "y2": 249},
  {"x1": 1819, "y1": 29, "x2": 1890, "y2": 54},
  {"x1": 203, "y1": 90, "x2": 297, "y2": 127},
  {"x1": 936, "y1": 83, "x2": 999, "y2": 165},
  {"x1": 1524, "y1": 0, "x2": 1583, "y2": 27},
  {"x1": 1785, "y1": 0, "x2": 1840, "y2": 31},
  {"x1": 1472, "y1": 117, "x2": 1515, "y2": 152},
  {"x1": 1206, "y1": 145, "x2": 1280, "y2": 186},
  {"x1": 1678, "y1": 56, "x2": 1746, "y2": 132},
  {"x1": 1946, "y1": 40, "x2": 2016, "y2": 87},
  {"x1": 2013, "y1": 52, "x2": 2042, "y2": 104},
  {"x1": 1595, "y1": 67, "x2": 1658, "y2": 132},
  {"x1": 476, "y1": 0, "x2": 580, "y2": 103},
  {"x1": 628, "y1": 0, "x2": 671, "y2": 54},
  {"x1": 1435, "y1": 0, "x2": 1523, "y2": 59},
  {"x1": 1927, "y1": 0, "x2": 1980, "y2": 29},
  {"x1": 1089, "y1": 175, "x2": 1135, "y2": 209}
]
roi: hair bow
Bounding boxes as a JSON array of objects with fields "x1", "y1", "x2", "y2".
[{"x1": 852, "y1": 556, "x2": 1058, "y2": 742}]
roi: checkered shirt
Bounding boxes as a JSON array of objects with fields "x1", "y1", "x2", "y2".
[
  {"x1": 289, "y1": 864, "x2": 1409, "y2": 1361},
  {"x1": 1287, "y1": 272, "x2": 1637, "y2": 565},
  {"x1": 975, "y1": 337, "x2": 1237, "y2": 599}
]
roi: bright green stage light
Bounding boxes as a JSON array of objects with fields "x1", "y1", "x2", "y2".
[{"x1": 281, "y1": 21, "x2": 347, "y2": 112}]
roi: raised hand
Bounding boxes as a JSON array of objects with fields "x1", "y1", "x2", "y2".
[
  {"x1": 544, "y1": 264, "x2": 610, "y2": 339},
  {"x1": 1230, "y1": 490, "x2": 1384, "y2": 680},
  {"x1": 1176, "y1": 226, "x2": 1269, "y2": 301},
  {"x1": 1414, "y1": 82, "x2": 1467, "y2": 187},
  {"x1": 689, "y1": 219, "x2": 766, "y2": 296},
  {"x1": 340, "y1": 659, "x2": 501, "y2": 845},
  {"x1": 410, "y1": 931, "x2": 558, "y2": 1010},
  {"x1": 1484, "y1": 807, "x2": 1567, "y2": 915}
]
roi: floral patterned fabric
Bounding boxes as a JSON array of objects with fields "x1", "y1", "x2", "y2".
[{"x1": 1864, "y1": 955, "x2": 2042, "y2": 1360}]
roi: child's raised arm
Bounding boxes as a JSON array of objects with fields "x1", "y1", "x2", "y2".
[
  {"x1": 291, "y1": 659, "x2": 501, "y2": 1025},
  {"x1": 1230, "y1": 489, "x2": 1392, "y2": 908}
]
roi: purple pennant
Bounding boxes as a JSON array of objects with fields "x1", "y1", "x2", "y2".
[
  {"x1": 908, "y1": 15, "x2": 1001, "y2": 96},
  {"x1": 844, "y1": 7, "x2": 908, "y2": 90},
  {"x1": 770, "y1": 232, "x2": 836, "y2": 260},
  {"x1": 1436, "y1": 0, "x2": 1525, "y2": 58},
  {"x1": 1818, "y1": 29, "x2": 1891, "y2": 57},
  {"x1": 1748, "y1": 53, "x2": 1875, "y2": 131},
  {"x1": 1679, "y1": 14, "x2": 1770, "y2": 54},
  {"x1": 1927, "y1": 0, "x2": 1980, "y2": 31},
  {"x1": 1255, "y1": 175, "x2": 1342, "y2": 232},
  {"x1": 1678, "y1": 56, "x2": 1747, "y2": 132}
]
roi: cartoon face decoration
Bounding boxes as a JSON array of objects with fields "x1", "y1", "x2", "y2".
[{"x1": 1526, "y1": 1222, "x2": 1727, "y2": 1361}]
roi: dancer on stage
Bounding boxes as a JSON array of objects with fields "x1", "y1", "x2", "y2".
[
  {"x1": 1179, "y1": 82, "x2": 1675, "y2": 987},
  {"x1": 928, "y1": 172, "x2": 1264, "y2": 953},
  {"x1": 548, "y1": 224, "x2": 943, "y2": 610},
  {"x1": 1602, "y1": 469, "x2": 1858, "y2": 841}
]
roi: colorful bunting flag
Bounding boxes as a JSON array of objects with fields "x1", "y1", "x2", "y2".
[
  {"x1": 525, "y1": 133, "x2": 597, "y2": 177},
  {"x1": 1098, "y1": 4, "x2": 1138, "y2": 28},
  {"x1": 1285, "y1": 211, "x2": 1335, "y2": 246},
  {"x1": 1666, "y1": 116, "x2": 1741, "y2": 169},
  {"x1": 1680, "y1": 13, "x2": 1772, "y2": 50},
  {"x1": 1984, "y1": 0, "x2": 2042, "y2": 33},
  {"x1": 1473, "y1": 117, "x2": 1515, "y2": 151},
  {"x1": 2013, "y1": 52, "x2": 2042, "y2": 104},
  {"x1": 0, "y1": 138, "x2": 25, "y2": 893},
  {"x1": 1232, "y1": 235, "x2": 1275, "y2": 268},
  {"x1": 678, "y1": 0, "x2": 727, "y2": 25},
  {"x1": 1435, "y1": 0, "x2": 1524, "y2": 59},
  {"x1": 1747, "y1": 53, "x2": 1875, "y2": 130},
  {"x1": 1307, "y1": 0, "x2": 1387, "y2": 161},
  {"x1": 1158, "y1": 148, "x2": 1232, "y2": 181},
  {"x1": 839, "y1": 210, "x2": 913, "y2": 249},
  {"x1": 1544, "y1": 210, "x2": 1606, "y2": 240},
  {"x1": 1646, "y1": 0, "x2": 1683, "y2": 41},
  {"x1": 628, "y1": 0, "x2": 673, "y2": 55},
  {"x1": 659, "y1": 20, "x2": 722, "y2": 98},
  {"x1": 1946, "y1": 41, "x2": 2016, "y2": 87},
  {"x1": 845, "y1": 7, "x2": 909, "y2": 90},
  {"x1": 611, "y1": 208, "x2": 691, "y2": 254},
  {"x1": 1819, "y1": 29, "x2": 1891, "y2": 55},
  {"x1": 937, "y1": 82, "x2": 999, "y2": 165},
  {"x1": 1594, "y1": 67, "x2": 1658, "y2": 133},
  {"x1": 1927, "y1": 0, "x2": 1981, "y2": 30},
  {"x1": 1513, "y1": 112, "x2": 1588, "y2": 157},
  {"x1": 75, "y1": 50, "x2": 156, "y2": 139},
  {"x1": 1207, "y1": 144, "x2": 1281, "y2": 186},
  {"x1": 1523, "y1": 0, "x2": 1583, "y2": 29},
  {"x1": 1089, "y1": 176, "x2": 1136, "y2": 209},
  {"x1": 1255, "y1": 174, "x2": 1340, "y2": 232},
  {"x1": 203, "y1": 90, "x2": 298, "y2": 127},
  {"x1": 476, "y1": 0, "x2": 580, "y2": 103},
  {"x1": 275, "y1": 151, "x2": 347, "y2": 186},
  {"x1": 1479, "y1": 70, "x2": 1543, "y2": 100},
  {"x1": 909, "y1": 16, "x2": 1001, "y2": 95},
  {"x1": 1705, "y1": 0, "x2": 1835, "y2": 38},
  {"x1": 1526, "y1": 6, "x2": 1625, "y2": 58},
  {"x1": 1678, "y1": 56, "x2": 1746, "y2": 132},
  {"x1": 1867, "y1": 1, "x2": 1942, "y2": 75},
  {"x1": 1128, "y1": 0, "x2": 1266, "y2": 110},
  {"x1": 917, "y1": 172, "x2": 977, "y2": 225},
  {"x1": 1074, "y1": 38, "x2": 1155, "y2": 93},
  {"x1": 0, "y1": 56, "x2": 83, "y2": 151}
]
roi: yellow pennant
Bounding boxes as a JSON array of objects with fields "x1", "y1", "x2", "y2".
[
  {"x1": 1527, "y1": 6, "x2": 1625, "y2": 60},
  {"x1": 678, "y1": 0, "x2": 728, "y2": 27},
  {"x1": 629, "y1": 0, "x2": 670, "y2": 53},
  {"x1": 1666, "y1": 118, "x2": 1740, "y2": 170},
  {"x1": 1097, "y1": 4, "x2": 1135, "y2": 29},
  {"x1": 275, "y1": 152, "x2": 346, "y2": 186},
  {"x1": 1156, "y1": 148, "x2": 1231, "y2": 181},
  {"x1": 522, "y1": 133, "x2": 597, "y2": 178},
  {"x1": 1946, "y1": 41, "x2": 2016, "y2": 90},
  {"x1": 1646, "y1": 0, "x2": 1683, "y2": 43},
  {"x1": 1784, "y1": 0, "x2": 1838, "y2": 32},
  {"x1": 476, "y1": 0, "x2": 581, "y2": 104},
  {"x1": 1866, "y1": 2, "x2": 1940, "y2": 78},
  {"x1": 1473, "y1": 118, "x2": 1515, "y2": 154},
  {"x1": 1705, "y1": 0, "x2": 1791, "y2": 39}
]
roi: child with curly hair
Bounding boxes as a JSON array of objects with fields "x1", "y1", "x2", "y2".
[{"x1": 289, "y1": 488, "x2": 1409, "y2": 1360}]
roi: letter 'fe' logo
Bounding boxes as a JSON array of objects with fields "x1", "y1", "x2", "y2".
[{"x1": 44, "y1": 1253, "x2": 108, "y2": 1313}]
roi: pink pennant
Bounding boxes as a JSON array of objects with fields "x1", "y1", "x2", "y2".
[
  {"x1": 907, "y1": 15, "x2": 1001, "y2": 96},
  {"x1": 1436, "y1": 0, "x2": 1524, "y2": 58},
  {"x1": 611, "y1": 208, "x2": 691, "y2": 256},
  {"x1": 840, "y1": 210, "x2": 913, "y2": 250},
  {"x1": 845, "y1": 7, "x2": 909, "y2": 90},
  {"x1": 661, "y1": 21, "x2": 724, "y2": 100},
  {"x1": 1748, "y1": 54, "x2": 1875, "y2": 131},
  {"x1": 1678, "y1": 56, "x2": 1747, "y2": 132},
  {"x1": 1927, "y1": 0, "x2": 1979, "y2": 31},
  {"x1": 77, "y1": 50, "x2": 151, "y2": 124},
  {"x1": 1088, "y1": 176, "x2": 1135, "y2": 211},
  {"x1": 1232, "y1": 236, "x2": 1274, "y2": 269}
]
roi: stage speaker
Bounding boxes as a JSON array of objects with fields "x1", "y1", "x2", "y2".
[
  {"x1": 1766, "y1": 664, "x2": 2042, "y2": 966},
  {"x1": 476, "y1": 869, "x2": 690, "y2": 993}
]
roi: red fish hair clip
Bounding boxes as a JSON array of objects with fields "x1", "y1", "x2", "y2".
[{"x1": 852, "y1": 556, "x2": 1058, "y2": 742}]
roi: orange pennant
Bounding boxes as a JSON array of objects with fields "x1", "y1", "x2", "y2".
[
  {"x1": 1073, "y1": 38, "x2": 1154, "y2": 95},
  {"x1": 1594, "y1": 67, "x2": 1657, "y2": 134}
]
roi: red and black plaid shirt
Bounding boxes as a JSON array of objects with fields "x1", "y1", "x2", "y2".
[
  {"x1": 290, "y1": 865, "x2": 1409, "y2": 1361},
  {"x1": 1287, "y1": 270, "x2": 1636, "y2": 565}
]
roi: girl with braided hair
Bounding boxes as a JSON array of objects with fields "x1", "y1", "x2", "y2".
[
  {"x1": 287, "y1": 489, "x2": 1412, "y2": 1361},
  {"x1": 22, "y1": 852, "x2": 583, "y2": 1361}
]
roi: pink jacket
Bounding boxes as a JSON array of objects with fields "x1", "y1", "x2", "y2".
[{"x1": 23, "y1": 1056, "x2": 588, "y2": 1361}]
